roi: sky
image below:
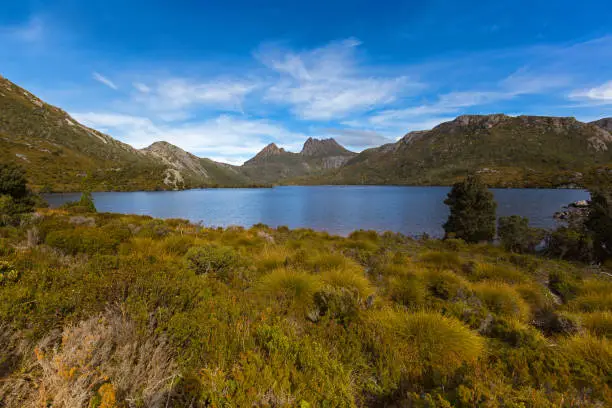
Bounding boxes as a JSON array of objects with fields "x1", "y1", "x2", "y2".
[{"x1": 1, "y1": 1, "x2": 612, "y2": 165}]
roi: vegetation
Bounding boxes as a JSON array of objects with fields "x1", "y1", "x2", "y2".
[
  {"x1": 498, "y1": 215, "x2": 546, "y2": 253},
  {"x1": 443, "y1": 175, "x2": 497, "y2": 242},
  {"x1": 294, "y1": 115, "x2": 612, "y2": 188},
  {"x1": 0, "y1": 202, "x2": 610, "y2": 406}
]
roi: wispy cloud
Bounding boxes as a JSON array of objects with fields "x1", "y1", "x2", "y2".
[
  {"x1": 258, "y1": 38, "x2": 421, "y2": 120},
  {"x1": 131, "y1": 77, "x2": 258, "y2": 120},
  {"x1": 71, "y1": 112, "x2": 309, "y2": 164},
  {"x1": 92, "y1": 72, "x2": 118, "y2": 90},
  {"x1": 569, "y1": 81, "x2": 612, "y2": 105}
]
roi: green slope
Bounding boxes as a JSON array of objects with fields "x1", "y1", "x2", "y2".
[{"x1": 303, "y1": 115, "x2": 612, "y2": 188}]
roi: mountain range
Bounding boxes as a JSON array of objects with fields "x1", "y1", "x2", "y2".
[{"x1": 1, "y1": 75, "x2": 611, "y2": 191}]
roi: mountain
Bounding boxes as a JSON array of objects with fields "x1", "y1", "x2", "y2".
[
  {"x1": 592, "y1": 118, "x2": 612, "y2": 133},
  {"x1": 142, "y1": 141, "x2": 250, "y2": 188},
  {"x1": 302, "y1": 114, "x2": 612, "y2": 188},
  {"x1": 0, "y1": 75, "x2": 250, "y2": 191},
  {"x1": 241, "y1": 138, "x2": 356, "y2": 184}
]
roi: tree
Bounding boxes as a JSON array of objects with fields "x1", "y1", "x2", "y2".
[
  {"x1": 498, "y1": 215, "x2": 545, "y2": 253},
  {"x1": 584, "y1": 176, "x2": 612, "y2": 263},
  {"x1": 0, "y1": 163, "x2": 28, "y2": 199},
  {"x1": 443, "y1": 175, "x2": 497, "y2": 243}
]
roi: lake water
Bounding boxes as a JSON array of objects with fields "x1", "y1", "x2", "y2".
[{"x1": 44, "y1": 186, "x2": 589, "y2": 237}]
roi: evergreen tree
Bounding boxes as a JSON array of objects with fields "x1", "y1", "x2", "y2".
[
  {"x1": 443, "y1": 175, "x2": 497, "y2": 243},
  {"x1": 0, "y1": 163, "x2": 28, "y2": 199},
  {"x1": 585, "y1": 175, "x2": 612, "y2": 263}
]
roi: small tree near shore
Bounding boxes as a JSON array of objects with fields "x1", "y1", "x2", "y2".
[{"x1": 443, "y1": 175, "x2": 497, "y2": 243}]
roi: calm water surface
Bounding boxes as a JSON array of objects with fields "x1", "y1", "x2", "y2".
[{"x1": 44, "y1": 186, "x2": 589, "y2": 237}]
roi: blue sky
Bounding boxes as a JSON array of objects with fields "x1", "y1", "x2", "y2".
[{"x1": 2, "y1": 1, "x2": 612, "y2": 164}]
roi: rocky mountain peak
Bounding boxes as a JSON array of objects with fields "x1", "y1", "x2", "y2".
[
  {"x1": 441, "y1": 114, "x2": 510, "y2": 130},
  {"x1": 300, "y1": 137, "x2": 354, "y2": 157}
]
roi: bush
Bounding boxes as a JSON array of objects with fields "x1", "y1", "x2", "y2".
[
  {"x1": 45, "y1": 227, "x2": 123, "y2": 255},
  {"x1": 0, "y1": 261, "x2": 19, "y2": 285},
  {"x1": 184, "y1": 244, "x2": 241, "y2": 277},
  {"x1": 388, "y1": 274, "x2": 427, "y2": 308},
  {"x1": 498, "y1": 215, "x2": 545, "y2": 253},
  {"x1": 585, "y1": 185, "x2": 612, "y2": 263},
  {"x1": 546, "y1": 227, "x2": 594, "y2": 263},
  {"x1": 443, "y1": 175, "x2": 497, "y2": 243}
]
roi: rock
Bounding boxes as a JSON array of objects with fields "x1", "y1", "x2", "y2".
[{"x1": 570, "y1": 200, "x2": 589, "y2": 208}]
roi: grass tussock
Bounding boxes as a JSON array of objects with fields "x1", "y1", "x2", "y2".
[{"x1": 472, "y1": 282, "x2": 532, "y2": 322}]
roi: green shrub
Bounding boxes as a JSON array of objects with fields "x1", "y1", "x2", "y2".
[
  {"x1": 546, "y1": 227, "x2": 594, "y2": 262},
  {"x1": 548, "y1": 269, "x2": 580, "y2": 302},
  {"x1": 45, "y1": 227, "x2": 122, "y2": 255},
  {"x1": 0, "y1": 261, "x2": 19, "y2": 285},
  {"x1": 184, "y1": 244, "x2": 240, "y2": 278},
  {"x1": 498, "y1": 215, "x2": 545, "y2": 253}
]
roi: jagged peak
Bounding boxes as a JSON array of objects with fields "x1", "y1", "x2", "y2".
[{"x1": 300, "y1": 137, "x2": 354, "y2": 157}]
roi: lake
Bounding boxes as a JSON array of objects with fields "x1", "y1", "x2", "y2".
[{"x1": 44, "y1": 186, "x2": 589, "y2": 237}]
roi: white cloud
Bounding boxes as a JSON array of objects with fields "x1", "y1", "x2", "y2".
[
  {"x1": 92, "y1": 72, "x2": 118, "y2": 90},
  {"x1": 569, "y1": 81, "x2": 612, "y2": 104},
  {"x1": 258, "y1": 38, "x2": 419, "y2": 120},
  {"x1": 132, "y1": 78, "x2": 258, "y2": 119},
  {"x1": 70, "y1": 112, "x2": 308, "y2": 164},
  {"x1": 133, "y1": 82, "x2": 151, "y2": 93}
]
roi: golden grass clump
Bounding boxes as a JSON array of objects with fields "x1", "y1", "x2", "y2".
[
  {"x1": 366, "y1": 309, "x2": 484, "y2": 379},
  {"x1": 254, "y1": 246, "x2": 294, "y2": 271},
  {"x1": 388, "y1": 274, "x2": 428, "y2": 308},
  {"x1": 579, "y1": 311, "x2": 612, "y2": 338},
  {"x1": 472, "y1": 282, "x2": 531, "y2": 321},
  {"x1": 561, "y1": 333, "x2": 612, "y2": 375},
  {"x1": 320, "y1": 267, "x2": 374, "y2": 300},
  {"x1": 424, "y1": 269, "x2": 471, "y2": 300},
  {"x1": 470, "y1": 262, "x2": 528, "y2": 284},
  {"x1": 420, "y1": 251, "x2": 463, "y2": 271},
  {"x1": 257, "y1": 268, "x2": 323, "y2": 311}
]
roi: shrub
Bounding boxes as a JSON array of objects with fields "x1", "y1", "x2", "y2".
[
  {"x1": 319, "y1": 267, "x2": 373, "y2": 300},
  {"x1": 498, "y1": 215, "x2": 545, "y2": 253},
  {"x1": 45, "y1": 227, "x2": 123, "y2": 255},
  {"x1": 0, "y1": 261, "x2": 19, "y2": 285},
  {"x1": 472, "y1": 282, "x2": 531, "y2": 322},
  {"x1": 60, "y1": 190, "x2": 97, "y2": 213},
  {"x1": 443, "y1": 175, "x2": 497, "y2": 243},
  {"x1": 488, "y1": 317, "x2": 545, "y2": 347},
  {"x1": 546, "y1": 227, "x2": 594, "y2": 262},
  {"x1": 184, "y1": 244, "x2": 241, "y2": 278}
]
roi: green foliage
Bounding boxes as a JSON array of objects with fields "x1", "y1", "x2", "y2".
[
  {"x1": 498, "y1": 215, "x2": 545, "y2": 253},
  {"x1": 472, "y1": 282, "x2": 531, "y2": 322},
  {"x1": 0, "y1": 163, "x2": 28, "y2": 199},
  {"x1": 184, "y1": 244, "x2": 241, "y2": 278},
  {"x1": 546, "y1": 226, "x2": 595, "y2": 262},
  {"x1": 585, "y1": 180, "x2": 612, "y2": 262},
  {"x1": 443, "y1": 175, "x2": 497, "y2": 243},
  {"x1": 0, "y1": 261, "x2": 19, "y2": 285}
]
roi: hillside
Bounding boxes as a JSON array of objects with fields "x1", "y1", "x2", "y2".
[
  {"x1": 301, "y1": 115, "x2": 612, "y2": 187},
  {"x1": 142, "y1": 141, "x2": 251, "y2": 188},
  {"x1": 0, "y1": 75, "x2": 253, "y2": 191},
  {"x1": 241, "y1": 138, "x2": 356, "y2": 184}
]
